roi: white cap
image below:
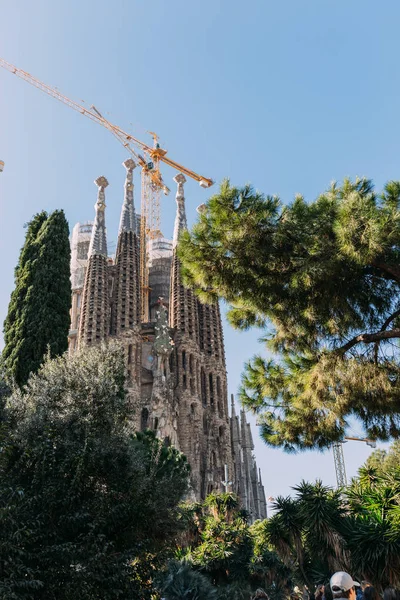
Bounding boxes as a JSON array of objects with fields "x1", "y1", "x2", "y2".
[{"x1": 330, "y1": 572, "x2": 360, "y2": 593}]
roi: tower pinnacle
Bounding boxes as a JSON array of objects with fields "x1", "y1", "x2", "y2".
[
  {"x1": 78, "y1": 176, "x2": 110, "y2": 347},
  {"x1": 89, "y1": 176, "x2": 109, "y2": 257},
  {"x1": 173, "y1": 173, "x2": 187, "y2": 248},
  {"x1": 119, "y1": 159, "x2": 137, "y2": 234},
  {"x1": 110, "y1": 161, "x2": 141, "y2": 335}
]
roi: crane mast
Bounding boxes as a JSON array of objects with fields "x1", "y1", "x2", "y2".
[
  {"x1": 0, "y1": 57, "x2": 214, "y2": 320},
  {"x1": 332, "y1": 437, "x2": 376, "y2": 488}
]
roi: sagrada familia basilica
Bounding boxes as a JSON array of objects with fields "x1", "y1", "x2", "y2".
[{"x1": 68, "y1": 159, "x2": 267, "y2": 520}]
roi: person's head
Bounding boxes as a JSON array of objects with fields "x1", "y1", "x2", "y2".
[
  {"x1": 383, "y1": 588, "x2": 400, "y2": 600},
  {"x1": 330, "y1": 572, "x2": 360, "y2": 600},
  {"x1": 315, "y1": 585, "x2": 325, "y2": 599},
  {"x1": 363, "y1": 587, "x2": 379, "y2": 600},
  {"x1": 361, "y1": 582, "x2": 372, "y2": 592}
]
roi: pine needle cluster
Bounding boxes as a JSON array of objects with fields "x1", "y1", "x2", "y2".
[{"x1": 178, "y1": 178, "x2": 400, "y2": 449}]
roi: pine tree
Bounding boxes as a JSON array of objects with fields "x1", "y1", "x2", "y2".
[
  {"x1": 178, "y1": 178, "x2": 400, "y2": 450},
  {"x1": 2, "y1": 210, "x2": 71, "y2": 386}
]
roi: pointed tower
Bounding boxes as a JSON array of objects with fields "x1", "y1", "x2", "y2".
[
  {"x1": 169, "y1": 174, "x2": 199, "y2": 343},
  {"x1": 109, "y1": 160, "x2": 142, "y2": 427},
  {"x1": 110, "y1": 159, "x2": 141, "y2": 335},
  {"x1": 240, "y1": 409, "x2": 255, "y2": 517},
  {"x1": 169, "y1": 173, "x2": 204, "y2": 496},
  {"x1": 230, "y1": 395, "x2": 244, "y2": 498},
  {"x1": 258, "y1": 468, "x2": 267, "y2": 519},
  {"x1": 78, "y1": 176, "x2": 109, "y2": 347}
]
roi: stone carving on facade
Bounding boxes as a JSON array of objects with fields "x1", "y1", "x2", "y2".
[{"x1": 153, "y1": 298, "x2": 174, "y2": 380}]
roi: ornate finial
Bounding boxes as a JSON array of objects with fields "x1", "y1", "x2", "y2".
[
  {"x1": 89, "y1": 176, "x2": 109, "y2": 257},
  {"x1": 174, "y1": 172, "x2": 186, "y2": 192},
  {"x1": 123, "y1": 158, "x2": 136, "y2": 172},
  {"x1": 173, "y1": 173, "x2": 187, "y2": 247},
  {"x1": 119, "y1": 159, "x2": 137, "y2": 234},
  {"x1": 95, "y1": 175, "x2": 109, "y2": 191}
]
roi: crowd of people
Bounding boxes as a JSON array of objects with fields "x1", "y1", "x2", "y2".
[{"x1": 251, "y1": 572, "x2": 400, "y2": 600}]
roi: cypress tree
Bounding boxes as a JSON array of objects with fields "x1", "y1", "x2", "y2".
[{"x1": 2, "y1": 210, "x2": 71, "y2": 386}]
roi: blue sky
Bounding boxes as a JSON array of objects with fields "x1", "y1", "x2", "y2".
[{"x1": 1, "y1": 0, "x2": 398, "y2": 501}]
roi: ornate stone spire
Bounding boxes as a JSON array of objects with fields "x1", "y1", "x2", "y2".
[
  {"x1": 169, "y1": 173, "x2": 199, "y2": 343},
  {"x1": 231, "y1": 394, "x2": 236, "y2": 418},
  {"x1": 119, "y1": 159, "x2": 137, "y2": 234},
  {"x1": 246, "y1": 422, "x2": 254, "y2": 450},
  {"x1": 241, "y1": 410, "x2": 250, "y2": 448},
  {"x1": 78, "y1": 177, "x2": 110, "y2": 347},
  {"x1": 230, "y1": 394, "x2": 241, "y2": 444},
  {"x1": 89, "y1": 176, "x2": 108, "y2": 257},
  {"x1": 172, "y1": 173, "x2": 187, "y2": 248},
  {"x1": 110, "y1": 160, "x2": 141, "y2": 335}
]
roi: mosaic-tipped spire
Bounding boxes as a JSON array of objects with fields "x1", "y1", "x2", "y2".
[
  {"x1": 169, "y1": 173, "x2": 200, "y2": 342},
  {"x1": 110, "y1": 163, "x2": 141, "y2": 335},
  {"x1": 119, "y1": 159, "x2": 137, "y2": 234},
  {"x1": 89, "y1": 176, "x2": 108, "y2": 257},
  {"x1": 172, "y1": 173, "x2": 187, "y2": 248},
  {"x1": 78, "y1": 176, "x2": 110, "y2": 347}
]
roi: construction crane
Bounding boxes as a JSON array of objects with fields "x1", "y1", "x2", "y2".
[
  {"x1": 0, "y1": 57, "x2": 214, "y2": 321},
  {"x1": 333, "y1": 437, "x2": 376, "y2": 488}
]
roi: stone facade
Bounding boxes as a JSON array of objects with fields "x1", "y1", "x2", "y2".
[{"x1": 69, "y1": 162, "x2": 267, "y2": 521}]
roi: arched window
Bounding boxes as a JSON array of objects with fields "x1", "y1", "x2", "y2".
[
  {"x1": 201, "y1": 368, "x2": 207, "y2": 407},
  {"x1": 216, "y1": 376, "x2": 221, "y2": 399},
  {"x1": 189, "y1": 354, "x2": 193, "y2": 375},
  {"x1": 203, "y1": 413, "x2": 208, "y2": 434},
  {"x1": 209, "y1": 373, "x2": 214, "y2": 407},
  {"x1": 141, "y1": 407, "x2": 149, "y2": 431},
  {"x1": 128, "y1": 344, "x2": 132, "y2": 365}
]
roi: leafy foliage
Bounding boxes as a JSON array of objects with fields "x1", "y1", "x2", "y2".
[
  {"x1": 0, "y1": 343, "x2": 190, "y2": 599},
  {"x1": 179, "y1": 179, "x2": 400, "y2": 450},
  {"x1": 364, "y1": 440, "x2": 400, "y2": 473},
  {"x1": 266, "y1": 477, "x2": 400, "y2": 592},
  {"x1": 172, "y1": 492, "x2": 290, "y2": 600},
  {"x1": 2, "y1": 210, "x2": 71, "y2": 387},
  {"x1": 158, "y1": 560, "x2": 217, "y2": 600}
]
